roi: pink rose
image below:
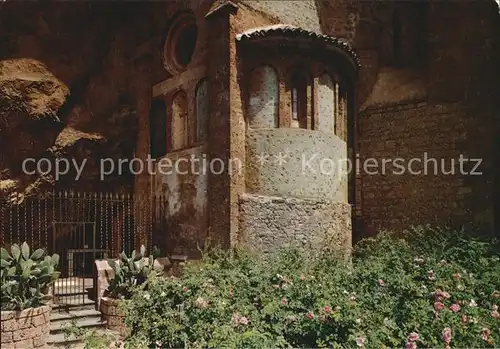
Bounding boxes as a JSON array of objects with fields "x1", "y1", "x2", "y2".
[
  {"x1": 491, "y1": 310, "x2": 500, "y2": 319},
  {"x1": 305, "y1": 311, "x2": 315, "y2": 320},
  {"x1": 428, "y1": 270, "x2": 436, "y2": 280},
  {"x1": 299, "y1": 274, "x2": 306, "y2": 281},
  {"x1": 182, "y1": 286, "x2": 189, "y2": 292},
  {"x1": 449, "y1": 303, "x2": 461, "y2": 313},
  {"x1": 405, "y1": 342, "x2": 417, "y2": 349},
  {"x1": 378, "y1": 279, "x2": 385, "y2": 286},
  {"x1": 322, "y1": 305, "x2": 332, "y2": 314},
  {"x1": 434, "y1": 302, "x2": 445, "y2": 311},
  {"x1": 453, "y1": 273, "x2": 461, "y2": 280},
  {"x1": 239, "y1": 316, "x2": 248, "y2": 325},
  {"x1": 407, "y1": 332, "x2": 420, "y2": 342},
  {"x1": 482, "y1": 327, "x2": 491, "y2": 341},
  {"x1": 442, "y1": 327, "x2": 452, "y2": 345},
  {"x1": 492, "y1": 304, "x2": 498, "y2": 311},
  {"x1": 433, "y1": 289, "x2": 450, "y2": 301},
  {"x1": 281, "y1": 298, "x2": 288, "y2": 305},
  {"x1": 461, "y1": 314, "x2": 468, "y2": 323}
]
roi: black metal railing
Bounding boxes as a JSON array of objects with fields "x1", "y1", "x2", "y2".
[{"x1": 0, "y1": 191, "x2": 167, "y2": 306}]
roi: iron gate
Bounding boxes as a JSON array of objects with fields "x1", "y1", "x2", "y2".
[
  {"x1": 52, "y1": 222, "x2": 102, "y2": 307},
  {"x1": 1, "y1": 191, "x2": 167, "y2": 307}
]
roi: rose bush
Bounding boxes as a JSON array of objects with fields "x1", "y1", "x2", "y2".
[{"x1": 122, "y1": 226, "x2": 500, "y2": 348}]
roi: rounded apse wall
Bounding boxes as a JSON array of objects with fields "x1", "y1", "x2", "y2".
[{"x1": 246, "y1": 128, "x2": 348, "y2": 202}]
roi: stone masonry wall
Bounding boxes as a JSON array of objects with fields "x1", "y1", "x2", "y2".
[
  {"x1": 358, "y1": 101, "x2": 494, "y2": 236},
  {"x1": 1, "y1": 305, "x2": 51, "y2": 349},
  {"x1": 239, "y1": 193, "x2": 351, "y2": 256}
]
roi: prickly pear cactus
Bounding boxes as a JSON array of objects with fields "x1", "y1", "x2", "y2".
[
  {"x1": 106, "y1": 245, "x2": 162, "y2": 299},
  {"x1": 0, "y1": 242, "x2": 60, "y2": 310}
]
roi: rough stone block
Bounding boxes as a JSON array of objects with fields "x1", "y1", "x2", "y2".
[
  {"x1": 32, "y1": 335, "x2": 46, "y2": 348},
  {"x1": 1, "y1": 316, "x2": 31, "y2": 331},
  {"x1": 13, "y1": 325, "x2": 41, "y2": 341},
  {"x1": 31, "y1": 314, "x2": 46, "y2": 327},
  {"x1": 14, "y1": 338, "x2": 33, "y2": 349},
  {"x1": 239, "y1": 193, "x2": 351, "y2": 257},
  {"x1": 1, "y1": 331, "x2": 13, "y2": 343}
]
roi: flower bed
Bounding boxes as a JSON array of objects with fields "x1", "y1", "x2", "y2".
[{"x1": 121, "y1": 227, "x2": 500, "y2": 348}]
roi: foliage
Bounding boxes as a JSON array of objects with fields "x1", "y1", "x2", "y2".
[
  {"x1": 106, "y1": 245, "x2": 162, "y2": 299},
  {"x1": 63, "y1": 319, "x2": 120, "y2": 349},
  {"x1": 0, "y1": 242, "x2": 60, "y2": 311},
  {"x1": 122, "y1": 226, "x2": 500, "y2": 348}
]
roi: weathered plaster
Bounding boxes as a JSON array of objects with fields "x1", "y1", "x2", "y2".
[
  {"x1": 246, "y1": 128, "x2": 348, "y2": 202},
  {"x1": 239, "y1": 0, "x2": 321, "y2": 33},
  {"x1": 247, "y1": 65, "x2": 279, "y2": 128},
  {"x1": 152, "y1": 145, "x2": 208, "y2": 256}
]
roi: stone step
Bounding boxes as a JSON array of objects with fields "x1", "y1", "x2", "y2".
[
  {"x1": 51, "y1": 298, "x2": 95, "y2": 310},
  {"x1": 54, "y1": 290, "x2": 90, "y2": 297},
  {"x1": 47, "y1": 332, "x2": 81, "y2": 347},
  {"x1": 50, "y1": 316, "x2": 105, "y2": 334},
  {"x1": 50, "y1": 308, "x2": 102, "y2": 322},
  {"x1": 47, "y1": 328, "x2": 121, "y2": 348}
]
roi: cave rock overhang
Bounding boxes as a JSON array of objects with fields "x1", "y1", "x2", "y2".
[{"x1": 235, "y1": 24, "x2": 360, "y2": 82}]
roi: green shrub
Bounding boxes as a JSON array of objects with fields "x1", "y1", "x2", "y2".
[
  {"x1": 106, "y1": 245, "x2": 162, "y2": 299},
  {"x1": 1, "y1": 242, "x2": 60, "y2": 311},
  {"x1": 123, "y1": 227, "x2": 500, "y2": 348}
]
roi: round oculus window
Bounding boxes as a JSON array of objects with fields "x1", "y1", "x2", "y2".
[{"x1": 163, "y1": 13, "x2": 198, "y2": 74}]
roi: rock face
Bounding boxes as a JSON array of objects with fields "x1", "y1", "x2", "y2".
[{"x1": 0, "y1": 2, "x2": 154, "y2": 202}]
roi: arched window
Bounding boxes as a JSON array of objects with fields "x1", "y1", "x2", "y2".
[
  {"x1": 338, "y1": 84, "x2": 348, "y2": 142},
  {"x1": 195, "y1": 78, "x2": 209, "y2": 142},
  {"x1": 317, "y1": 73, "x2": 335, "y2": 134},
  {"x1": 248, "y1": 65, "x2": 279, "y2": 128},
  {"x1": 290, "y1": 72, "x2": 310, "y2": 129},
  {"x1": 150, "y1": 99, "x2": 167, "y2": 159},
  {"x1": 171, "y1": 91, "x2": 188, "y2": 150}
]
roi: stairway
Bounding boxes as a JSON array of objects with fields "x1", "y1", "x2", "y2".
[
  {"x1": 48, "y1": 278, "x2": 105, "y2": 347},
  {"x1": 47, "y1": 304, "x2": 106, "y2": 347}
]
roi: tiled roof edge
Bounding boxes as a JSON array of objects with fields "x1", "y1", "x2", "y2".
[{"x1": 236, "y1": 24, "x2": 359, "y2": 68}]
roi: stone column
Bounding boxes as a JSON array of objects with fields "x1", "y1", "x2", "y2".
[
  {"x1": 204, "y1": 2, "x2": 244, "y2": 250},
  {"x1": 132, "y1": 54, "x2": 153, "y2": 250},
  {"x1": 205, "y1": 5, "x2": 233, "y2": 249}
]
